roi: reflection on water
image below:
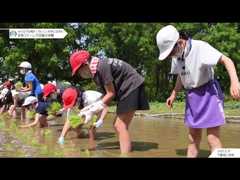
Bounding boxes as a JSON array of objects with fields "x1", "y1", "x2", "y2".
[{"x1": 0, "y1": 113, "x2": 240, "y2": 157}]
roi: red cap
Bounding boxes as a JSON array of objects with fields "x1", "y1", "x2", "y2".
[
  {"x1": 3, "y1": 81, "x2": 13, "y2": 89},
  {"x1": 43, "y1": 83, "x2": 57, "y2": 97},
  {"x1": 62, "y1": 88, "x2": 78, "y2": 109},
  {"x1": 69, "y1": 50, "x2": 90, "y2": 76}
]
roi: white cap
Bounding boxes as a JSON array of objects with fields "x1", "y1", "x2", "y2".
[
  {"x1": 22, "y1": 96, "x2": 38, "y2": 106},
  {"x1": 156, "y1": 25, "x2": 179, "y2": 61},
  {"x1": 8, "y1": 77, "x2": 14, "y2": 81},
  {"x1": 19, "y1": 61, "x2": 32, "y2": 69}
]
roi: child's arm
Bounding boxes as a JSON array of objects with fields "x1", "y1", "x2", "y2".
[
  {"x1": 99, "y1": 106, "x2": 109, "y2": 121},
  {"x1": 80, "y1": 83, "x2": 115, "y2": 115},
  {"x1": 59, "y1": 119, "x2": 71, "y2": 138},
  {"x1": 102, "y1": 82, "x2": 115, "y2": 105},
  {"x1": 58, "y1": 119, "x2": 71, "y2": 145},
  {"x1": 19, "y1": 113, "x2": 39, "y2": 128},
  {"x1": 172, "y1": 75, "x2": 183, "y2": 96},
  {"x1": 20, "y1": 82, "x2": 32, "y2": 92},
  {"x1": 166, "y1": 75, "x2": 183, "y2": 108},
  {"x1": 94, "y1": 106, "x2": 109, "y2": 128},
  {"x1": 219, "y1": 55, "x2": 240, "y2": 99},
  {"x1": 58, "y1": 109, "x2": 71, "y2": 144}
]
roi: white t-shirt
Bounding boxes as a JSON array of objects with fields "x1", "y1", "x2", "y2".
[
  {"x1": 0, "y1": 88, "x2": 9, "y2": 100},
  {"x1": 82, "y1": 90, "x2": 103, "y2": 107},
  {"x1": 171, "y1": 39, "x2": 223, "y2": 89},
  {"x1": 11, "y1": 90, "x2": 31, "y2": 100}
]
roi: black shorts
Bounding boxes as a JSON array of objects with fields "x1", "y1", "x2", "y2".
[{"x1": 116, "y1": 83, "x2": 149, "y2": 115}]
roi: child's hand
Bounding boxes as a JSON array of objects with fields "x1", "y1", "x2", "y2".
[
  {"x1": 55, "y1": 108, "x2": 64, "y2": 116},
  {"x1": 58, "y1": 136, "x2": 64, "y2": 145},
  {"x1": 166, "y1": 95, "x2": 175, "y2": 109},
  {"x1": 93, "y1": 119, "x2": 103, "y2": 128},
  {"x1": 230, "y1": 82, "x2": 240, "y2": 100}
]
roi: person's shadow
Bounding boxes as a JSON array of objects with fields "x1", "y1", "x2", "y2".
[
  {"x1": 95, "y1": 132, "x2": 116, "y2": 140},
  {"x1": 176, "y1": 149, "x2": 211, "y2": 157},
  {"x1": 98, "y1": 141, "x2": 159, "y2": 151},
  {"x1": 66, "y1": 131, "x2": 116, "y2": 140}
]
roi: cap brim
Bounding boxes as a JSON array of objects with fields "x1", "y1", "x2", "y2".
[
  {"x1": 158, "y1": 43, "x2": 176, "y2": 61},
  {"x1": 63, "y1": 102, "x2": 75, "y2": 110},
  {"x1": 72, "y1": 64, "x2": 83, "y2": 76},
  {"x1": 22, "y1": 103, "x2": 29, "y2": 106}
]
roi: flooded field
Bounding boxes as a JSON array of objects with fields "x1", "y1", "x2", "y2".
[{"x1": 0, "y1": 113, "x2": 240, "y2": 157}]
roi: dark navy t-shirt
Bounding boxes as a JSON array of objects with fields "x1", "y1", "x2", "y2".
[
  {"x1": 36, "y1": 101, "x2": 50, "y2": 116},
  {"x1": 93, "y1": 58, "x2": 144, "y2": 101}
]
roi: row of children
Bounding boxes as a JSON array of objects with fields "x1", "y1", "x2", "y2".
[{"x1": 0, "y1": 61, "x2": 108, "y2": 149}]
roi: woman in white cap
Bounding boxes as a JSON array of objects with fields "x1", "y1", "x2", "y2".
[
  {"x1": 156, "y1": 25, "x2": 240, "y2": 157},
  {"x1": 9, "y1": 61, "x2": 43, "y2": 121},
  {"x1": 17, "y1": 61, "x2": 43, "y2": 121}
]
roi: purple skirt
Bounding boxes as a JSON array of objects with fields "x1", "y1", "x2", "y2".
[{"x1": 185, "y1": 80, "x2": 225, "y2": 128}]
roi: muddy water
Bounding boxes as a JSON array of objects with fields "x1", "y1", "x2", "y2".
[{"x1": 0, "y1": 114, "x2": 240, "y2": 157}]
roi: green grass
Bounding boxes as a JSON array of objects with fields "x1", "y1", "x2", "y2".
[
  {"x1": 108, "y1": 101, "x2": 185, "y2": 114},
  {"x1": 223, "y1": 100, "x2": 240, "y2": 116},
  {"x1": 109, "y1": 100, "x2": 240, "y2": 116},
  {"x1": 147, "y1": 101, "x2": 185, "y2": 114}
]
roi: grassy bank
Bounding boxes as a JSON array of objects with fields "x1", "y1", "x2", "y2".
[{"x1": 109, "y1": 100, "x2": 240, "y2": 116}]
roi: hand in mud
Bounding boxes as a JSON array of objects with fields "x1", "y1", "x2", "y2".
[{"x1": 58, "y1": 136, "x2": 64, "y2": 145}]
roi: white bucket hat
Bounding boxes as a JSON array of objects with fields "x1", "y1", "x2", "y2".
[
  {"x1": 22, "y1": 96, "x2": 38, "y2": 106},
  {"x1": 19, "y1": 61, "x2": 32, "y2": 69},
  {"x1": 156, "y1": 25, "x2": 179, "y2": 61}
]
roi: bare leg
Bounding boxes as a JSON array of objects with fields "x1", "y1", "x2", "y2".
[
  {"x1": 21, "y1": 106, "x2": 26, "y2": 122},
  {"x1": 74, "y1": 125, "x2": 84, "y2": 138},
  {"x1": 38, "y1": 114, "x2": 48, "y2": 128},
  {"x1": 113, "y1": 111, "x2": 135, "y2": 154},
  {"x1": 187, "y1": 128, "x2": 202, "y2": 158},
  {"x1": 207, "y1": 126, "x2": 222, "y2": 153},
  {"x1": 0, "y1": 105, "x2": 6, "y2": 114},
  {"x1": 8, "y1": 95, "x2": 18, "y2": 118},
  {"x1": 88, "y1": 126, "x2": 96, "y2": 150}
]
